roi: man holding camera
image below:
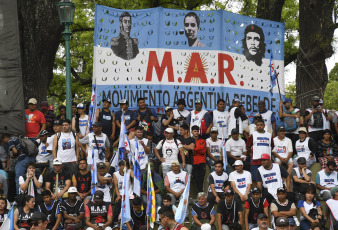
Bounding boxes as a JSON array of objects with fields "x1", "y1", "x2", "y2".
[
  {"x1": 173, "y1": 99, "x2": 190, "y2": 135},
  {"x1": 305, "y1": 96, "x2": 327, "y2": 142}
]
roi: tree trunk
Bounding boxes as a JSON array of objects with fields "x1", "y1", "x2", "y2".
[
  {"x1": 17, "y1": 0, "x2": 63, "y2": 105},
  {"x1": 296, "y1": 0, "x2": 335, "y2": 111}
]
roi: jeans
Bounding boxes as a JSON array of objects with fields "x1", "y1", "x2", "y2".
[
  {"x1": 300, "y1": 219, "x2": 311, "y2": 230},
  {"x1": 63, "y1": 162, "x2": 78, "y2": 178},
  {"x1": 180, "y1": 163, "x2": 192, "y2": 175},
  {"x1": 141, "y1": 193, "x2": 162, "y2": 210},
  {"x1": 206, "y1": 156, "x2": 221, "y2": 172},
  {"x1": 15, "y1": 155, "x2": 35, "y2": 194},
  {"x1": 192, "y1": 163, "x2": 206, "y2": 192},
  {"x1": 161, "y1": 163, "x2": 172, "y2": 178}
]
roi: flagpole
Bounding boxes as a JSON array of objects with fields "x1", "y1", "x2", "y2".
[
  {"x1": 147, "y1": 216, "x2": 149, "y2": 230},
  {"x1": 275, "y1": 72, "x2": 282, "y2": 101}
]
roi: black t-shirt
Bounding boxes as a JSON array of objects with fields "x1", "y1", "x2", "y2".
[
  {"x1": 60, "y1": 199, "x2": 84, "y2": 216},
  {"x1": 0, "y1": 209, "x2": 8, "y2": 227},
  {"x1": 177, "y1": 136, "x2": 195, "y2": 164},
  {"x1": 217, "y1": 199, "x2": 243, "y2": 225},
  {"x1": 46, "y1": 170, "x2": 71, "y2": 194},
  {"x1": 98, "y1": 109, "x2": 113, "y2": 137},
  {"x1": 131, "y1": 207, "x2": 146, "y2": 230},
  {"x1": 74, "y1": 171, "x2": 91, "y2": 194}
]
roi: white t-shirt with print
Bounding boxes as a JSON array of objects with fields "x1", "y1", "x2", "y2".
[
  {"x1": 206, "y1": 138, "x2": 222, "y2": 157},
  {"x1": 130, "y1": 138, "x2": 149, "y2": 170},
  {"x1": 156, "y1": 139, "x2": 182, "y2": 165},
  {"x1": 225, "y1": 138, "x2": 246, "y2": 157},
  {"x1": 229, "y1": 170, "x2": 252, "y2": 195}
]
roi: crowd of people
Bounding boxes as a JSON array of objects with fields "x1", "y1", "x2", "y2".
[{"x1": 0, "y1": 95, "x2": 337, "y2": 230}]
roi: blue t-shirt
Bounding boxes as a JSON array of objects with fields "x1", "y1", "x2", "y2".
[
  {"x1": 6, "y1": 137, "x2": 24, "y2": 157},
  {"x1": 115, "y1": 110, "x2": 137, "y2": 128}
]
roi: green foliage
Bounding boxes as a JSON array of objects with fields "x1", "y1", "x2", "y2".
[
  {"x1": 329, "y1": 63, "x2": 338, "y2": 82},
  {"x1": 285, "y1": 81, "x2": 296, "y2": 104},
  {"x1": 324, "y1": 63, "x2": 338, "y2": 110}
]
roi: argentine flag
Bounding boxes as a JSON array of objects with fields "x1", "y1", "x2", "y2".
[{"x1": 1, "y1": 203, "x2": 15, "y2": 230}]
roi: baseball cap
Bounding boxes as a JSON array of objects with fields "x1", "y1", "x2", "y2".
[
  {"x1": 283, "y1": 98, "x2": 292, "y2": 104},
  {"x1": 97, "y1": 162, "x2": 106, "y2": 169},
  {"x1": 28, "y1": 212, "x2": 47, "y2": 222},
  {"x1": 119, "y1": 99, "x2": 128, "y2": 104},
  {"x1": 77, "y1": 103, "x2": 85, "y2": 109},
  {"x1": 40, "y1": 101, "x2": 48, "y2": 109},
  {"x1": 165, "y1": 106, "x2": 173, "y2": 111},
  {"x1": 224, "y1": 189, "x2": 234, "y2": 195},
  {"x1": 195, "y1": 99, "x2": 201, "y2": 104},
  {"x1": 277, "y1": 126, "x2": 286, "y2": 132},
  {"x1": 257, "y1": 213, "x2": 268, "y2": 219},
  {"x1": 39, "y1": 130, "x2": 48, "y2": 136},
  {"x1": 171, "y1": 161, "x2": 180, "y2": 166},
  {"x1": 68, "y1": 187, "x2": 78, "y2": 193},
  {"x1": 312, "y1": 95, "x2": 320, "y2": 101},
  {"x1": 53, "y1": 158, "x2": 62, "y2": 165},
  {"x1": 48, "y1": 105, "x2": 54, "y2": 111},
  {"x1": 177, "y1": 99, "x2": 186, "y2": 106},
  {"x1": 298, "y1": 127, "x2": 308, "y2": 134},
  {"x1": 232, "y1": 98, "x2": 242, "y2": 103},
  {"x1": 319, "y1": 99, "x2": 324, "y2": 104},
  {"x1": 233, "y1": 160, "x2": 243, "y2": 166},
  {"x1": 258, "y1": 100, "x2": 265, "y2": 106},
  {"x1": 54, "y1": 120, "x2": 61, "y2": 125},
  {"x1": 261, "y1": 153, "x2": 271, "y2": 160},
  {"x1": 331, "y1": 186, "x2": 338, "y2": 197},
  {"x1": 277, "y1": 187, "x2": 286, "y2": 193},
  {"x1": 93, "y1": 122, "x2": 102, "y2": 127},
  {"x1": 210, "y1": 127, "x2": 218, "y2": 133},
  {"x1": 165, "y1": 128, "x2": 174, "y2": 133},
  {"x1": 297, "y1": 157, "x2": 306, "y2": 164},
  {"x1": 94, "y1": 190, "x2": 104, "y2": 201},
  {"x1": 251, "y1": 187, "x2": 261, "y2": 193},
  {"x1": 231, "y1": 128, "x2": 239, "y2": 134},
  {"x1": 276, "y1": 217, "x2": 289, "y2": 226},
  {"x1": 102, "y1": 98, "x2": 111, "y2": 104},
  {"x1": 28, "y1": 98, "x2": 37, "y2": 105}
]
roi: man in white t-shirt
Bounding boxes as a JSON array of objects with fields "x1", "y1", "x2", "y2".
[
  {"x1": 229, "y1": 160, "x2": 252, "y2": 203},
  {"x1": 272, "y1": 126, "x2": 293, "y2": 174},
  {"x1": 210, "y1": 99, "x2": 229, "y2": 139},
  {"x1": 164, "y1": 161, "x2": 189, "y2": 204},
  {"x1": 226, "y1": 128, "x2": 248, "y2": 170},
  {"x1": 155, "y1": 128, "x2": 185, "y2": 178},
  {"x1": 36, "y1": 130, "x2": 53, "y2": 172},
  {"x1": 52, "y1": 119, "x2": 79, "y2": 177},
  {"x1": 206, "y1": 127, "x2": 223, "y2": 172},
  {"x1": 130, "y1": 126, "x2": 150, "y2": 174},
  {"x1": 173, "y1": 99, "x2": 190, "y2": 135},
  {"x1": 96, "y1": 162, "x2": 113, "y2": 203},
  {"x1": 251, "y1": 213, "x2": 274, "y2": 230}
]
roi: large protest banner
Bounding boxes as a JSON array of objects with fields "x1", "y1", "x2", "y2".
[{"x1": 93, "y1": 5, "x2": 285, "y2": 117}]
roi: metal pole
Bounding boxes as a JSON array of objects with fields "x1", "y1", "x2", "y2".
[{"x1": 63, "y1": 24, "x2": 72, "y2": 120}]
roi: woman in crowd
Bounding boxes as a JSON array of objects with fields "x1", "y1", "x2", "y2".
[
  {"x1": 14, "y1": 195, "x2": 36, "y2": 230},
  {"x1": 298, "y1": 187, "x2": 323, "y2": 230},
  {"x1": 317, "y1": 129, "x2": 338, "y2": 169}
]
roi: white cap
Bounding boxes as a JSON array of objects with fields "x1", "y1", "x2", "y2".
[
  {"x1": 77, "y1": 103, "x2": 85, "y2": 109},
  {"x1": 53, "y1": 158, "x2": 62, "y2": 165},
  {"x1": 210, "y1": 127, "x2": 218, "y2": 132},
  {"x1": 233, "y1": 160, "x2": 243, "y2": 166},
  {"x1": 165, "y1": 128, "x2": 174, "y2": 133},
  {"x1": 68, "y1": 187, "x2": 78, "y2": 193},
  {"x1": 28, "y1": 98, "x2": 37, "y2": 105},
  {"x1": 165, "y1": 106, "x2": 172, "y2": 111},
  {"x1": 119, "y1": 99, "x2": 128, "y2": 104},
  {"x1": 201, "y1": 223, "x2": 212, "y2": 230}
]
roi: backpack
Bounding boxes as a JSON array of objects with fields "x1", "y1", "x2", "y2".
[
  {"x1": 18, "y1": 137, "x2": 38, "y2": 157},
  {"x1": 283, "y1": 110, "x2": 298, "y2": 132}
]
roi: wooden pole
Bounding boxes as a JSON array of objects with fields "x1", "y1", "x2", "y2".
[{"x1": 147, "y1": 216, "x2": 149, "y2": 230}]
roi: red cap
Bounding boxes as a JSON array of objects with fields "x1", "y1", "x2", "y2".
[
  {"x1": 48, "y1": 105, "x2": 54, "y2": 111},
  {"x1": 261, "y1": 153, "x2": 271, "y2": 160}
]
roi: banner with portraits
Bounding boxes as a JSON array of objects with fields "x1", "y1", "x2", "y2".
[{"x1": 93, "y1": 5, "x2": 285, "y2": 117}]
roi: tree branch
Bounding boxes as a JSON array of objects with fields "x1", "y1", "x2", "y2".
[
  {"x1": 71, "y1": 67, "x2": 92, "y2": 85},
  {"x1": 284, "y1": 52, "x2": 298, "y2": 67}
]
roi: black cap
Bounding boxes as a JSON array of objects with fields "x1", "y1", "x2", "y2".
[
  {"x1": 251, "y1": 187, "x2": 261, "y2": 193},
  {"x1": 28, "y1": 212, "x2": 47, "y2": 222},
  {"x1": 231, "y1": 128, "x2": 239, "y2": 134},
  {"x1": 277, "y1": 126, "x2": 286, "y2": 132},
  {"x1": 177, "y1": 99, "x2": 186, "y2": 106},
  {"x1": 257, "y1": 213, "x2": 268, "y2": 219},
  {"x1": 276, "y1": 217, "x2": 289, "y2": 226},
  {"x1": 53, "y1": 120, "x2": 61, "y2": 125},
  {"x1": 297, "y1": 157, "x2": 306, "y2": 164},
  {"x1": 94, "y1": 190, "x2": 104, "y2": 201},
  {"x1": 224, "y1": 188, "x2": 234, "y2": 195},
  {"x1": 277, "y1": 187, "x2": 286, "y2": 193},
  {"x1": 93, "y1": 122, "x2": 102, "y2": 127},
  {"x1": 102, "y1": 98, "x2": 111, "y2": 104},
  {"x1": 39, "y1": 130, "x2": 48, "y2": 136},
  {"x1": 97, "y1": 162, "x2": 106, "y2": 168},
  {"x1": 312, "y1": 96, "x2": 320, "y2": 101}
]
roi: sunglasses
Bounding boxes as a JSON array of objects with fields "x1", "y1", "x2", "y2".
[{"x1": 29, "y1": 221, "x2": 42, "y2": 227}]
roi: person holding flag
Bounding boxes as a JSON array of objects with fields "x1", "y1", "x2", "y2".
[
  {"x1": 118, "y1": 111, "x2": 131, "y2": 162},
  {"x1": 130, "y1": 126, "x2": 150, "y2": 175},
  {"x1": 146, "y1": 163, "x2": 157, "y2": 229}
]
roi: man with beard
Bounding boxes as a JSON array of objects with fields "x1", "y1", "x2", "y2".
[
  {"x1": 304, "y1": 95, "x2": 326, "y2": 142},
  {"x1": 110, "y1": 12, "x2": 139, "y2": 60},
  {"x1": 158, "y1": 206, "x2": 189, "y2": 230},
  {"x1": 242, "y1": 24, "x2": 266, "y2": 66},
  {"x1": 244, "y1": 188, "x2": 269, "y2": 230},
  {"x1": 207, "y1": 160, "x2": 229, "y2": 206},
  {"x1": 61, "y1": 187, "x2": 85, "y2": 230},
  {"x1": 85, "y1": 190, "x2": 113, "y2": 230},
  {"x1": 72, "y1": 159, "x2": 91, "y2": 206},
  {"x1": 251, "y1": 213, "x2": 273, "y2": 230}
]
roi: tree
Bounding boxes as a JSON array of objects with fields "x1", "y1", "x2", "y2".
[{"x1": 324, "y1": 63, "x2": 338, "y2": 110}]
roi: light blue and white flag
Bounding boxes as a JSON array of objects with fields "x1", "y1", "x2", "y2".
[
  {"x1": 0, "y1": 202, "x2": 15, "y2": 230},
  {"x1": 121, "y1": 168, "x2": 132, "y2": 225},
  {"x1": 175, "y1": 175, "x2": 190, "y2": 224},
  {"x1": 133, "y1": 139, "x2": 141, "y2": 196}
]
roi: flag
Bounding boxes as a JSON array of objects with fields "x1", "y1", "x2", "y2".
[
  {"x1": 110, "y1": 150, "x2": 119, "y2": 172},
  {"x1": 91, "y1": 148, "x2": 97, "y2": 194},
  {"x1": 133, "y1": 139, "x2": 141, "y2": 196},
  {"x1": 118, "y1": 111, "x2": 130, "y2": 161},
  {"x1": 146, "y1": 164, "x2": 156, "y2": 228},
  {"x1": 88, "y1": 81, "x2": 97, "y2": 130},
  {"x1": 222, "y1": 129, "x2": 228, "y2": 170},
  {"x1": 121, "y1": 168, "x2": 132, "y2": 225},
  {"x1": 0, "y1": 202, "x2": 15, "y2": 230},
  {"x1": 175, "y1": 175, "x2": 190, "y2": 224},
  {"x1": 269, "y1": 52, "x2": 277, "y2": 96}
]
